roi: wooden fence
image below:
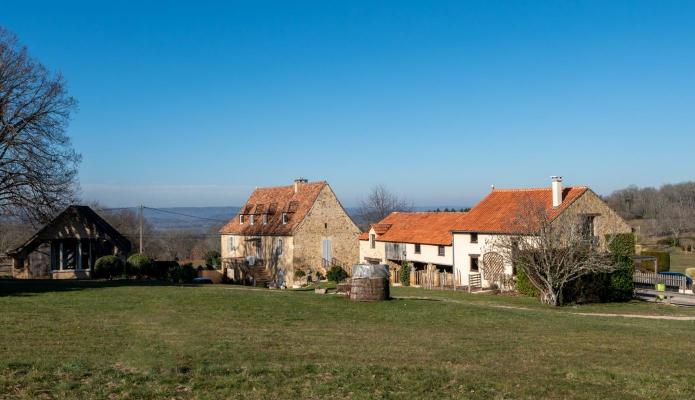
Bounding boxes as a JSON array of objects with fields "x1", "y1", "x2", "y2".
[
  {"x1": 633, "y1": 271, "x2": 688, "y2": 291},
  {"x1": 414, "y1": 270, "x2": 464, "y2": 290}
]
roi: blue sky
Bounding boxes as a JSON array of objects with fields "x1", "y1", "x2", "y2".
[{"x1": 3, "y1": 1, "x2": 695, "y2": 207}]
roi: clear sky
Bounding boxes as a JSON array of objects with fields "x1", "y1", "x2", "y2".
[{"x1": 3, "y1": 1, "x2": 694, "y2": 208}]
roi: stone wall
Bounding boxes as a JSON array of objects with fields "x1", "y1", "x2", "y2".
[
  {"x1": 293, "y1": 185, "x2": 361, "y2": 277},
  {"x1": 554, "y1": 189, "x2": 632, "y2": 249}
]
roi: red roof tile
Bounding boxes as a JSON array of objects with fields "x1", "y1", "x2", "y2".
[
  {"x1": 358, "y1": 212, "x2": 469, "y2": 246},
  {"x1": 220, "y1": 181, "x2": 326, "y2": 236},
  {"x1": 453, "y1": 187, "x2": 588, "y2": 234}
]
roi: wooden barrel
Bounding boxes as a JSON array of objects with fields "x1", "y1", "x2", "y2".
[{"x1": 350, "y1": 277, "x2": 389, "y2": 301}]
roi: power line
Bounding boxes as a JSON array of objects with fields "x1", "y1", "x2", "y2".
[{"x1": 143, "y1": 206, "x2": 231, "y2": 223}]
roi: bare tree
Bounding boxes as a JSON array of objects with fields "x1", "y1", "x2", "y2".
[
  {"x1": 0, "y1": 27, "x2": 80, "y2": 224},
  {"x1": 494, "y1": 199, "x2": 616, "y2": 306},
  {"x1": 357, "y1": 184, "x2": 413, "y2": 227}
]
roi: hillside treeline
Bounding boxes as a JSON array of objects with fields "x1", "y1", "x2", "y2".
[{"x1": 605, "y1": 181, "x2": 695, "y2": 238}]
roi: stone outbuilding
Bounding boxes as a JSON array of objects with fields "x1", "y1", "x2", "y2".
[
  {"x1": 219, "y1": 179, "x2": 361, "y2": 287},
  {"x1": 7, "y1": 205, "x2": 131, "y2": 279}
]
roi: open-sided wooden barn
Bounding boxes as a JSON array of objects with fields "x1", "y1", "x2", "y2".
[{"x1": 6, "y1": 205, "x2": 131, "y2": 279}]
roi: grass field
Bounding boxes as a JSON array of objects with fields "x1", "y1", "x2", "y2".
[{"x1": 2, "y1": 281, "x2": 695, "y2": 399}]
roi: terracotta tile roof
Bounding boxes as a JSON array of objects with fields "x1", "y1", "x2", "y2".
[
  {"x1": 219, "y1": 181, "x2": 326, "y2": 236},
  {"x1": 358, "y1": 212, "x2": 469, "y2": 246},
  {"x1": 452, "y1": 187, "x2": 588, "y2": 234}
]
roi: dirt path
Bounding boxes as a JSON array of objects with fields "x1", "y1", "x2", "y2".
[{"x1": 393, "y1": 295, "x2": 695, "y2": 321}]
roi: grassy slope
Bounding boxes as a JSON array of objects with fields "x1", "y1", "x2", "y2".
[{"x1": 1, "y1": 282, "x2": 695, "y2": 399}]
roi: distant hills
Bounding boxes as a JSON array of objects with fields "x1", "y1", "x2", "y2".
[{"x1": 134, "y1": 206, "x2": 469, "y2": 233}]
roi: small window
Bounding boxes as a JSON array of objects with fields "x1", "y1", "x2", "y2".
[
  {"x1": 276, "y1": 239, "x2": 283, "y2": 255},
  {"x1": 324, "y1": 222, "x2": 328, "y2": 229},
  {"x1": 262, "y1": 214, "x2": 268, "y2": 224},
  {"x1": 282, "y1": 213, "x2": 288, "y2": 224},
  {"x1": 581, "y1": 215, "x2": 596, "y2": 240},
  {"x1": 414, "y1": 244, "x2": 421, "y2": 254},
  {"x1": 470, "y1": 233, "x2": 478, "y2": 243},
  {"x1": 370, "y1": 234, "x2": 376, "y2": 249},
  {"x1": 470, "y1": 255, "x2": 479, "y2": 272},
  {"x1": 239, "y1": 215, "x2": 245, "y2": 224},
  {"x1": 250, "y1": 215, "x2": 255, "y2": 225},
  {"x1": 227, "y1": 236, "x2": 235, "y2": 252},
  {"x1": 438, "y1": 245, "x2": 445, "y2": 256}
]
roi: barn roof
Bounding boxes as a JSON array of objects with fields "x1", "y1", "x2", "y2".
[
  {"x1": 358, "y1": 212, "x2": 469, "y2": 246},
  {"x1": 7, "y1": 205, "x2": 132, "y2": 257}
]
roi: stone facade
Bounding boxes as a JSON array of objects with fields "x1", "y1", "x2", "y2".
[
  {"x1": 552, "y1": 189, "x2": 632, "y2": 249},
  {"x1": 220, "y1": 182, "x2": 360, "y2": 287},
  {"x1": 292, "y1": 185, "x2": 361, "y2": 277}
]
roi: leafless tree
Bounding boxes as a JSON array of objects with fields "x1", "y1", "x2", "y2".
[
  {"x1": 494, "y1": 199, "x2": 617, "y2": 306},
  {"x1": 357, "y1": 184, "x2": 413, "y2": 227},
  {"x1": 605, "y1": 182, "x2": 695, "y2": 238},
  {"x1": 0, "y1": 27, "x2": 80, "y2": 225}
]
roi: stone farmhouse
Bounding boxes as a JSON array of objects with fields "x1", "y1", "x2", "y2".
[
  {"x1": 359, "y1": 177, "x2": 632, "y2": 289},
  {"x1": 220, "y1": 179, "x2": 361, "y2": 287}
]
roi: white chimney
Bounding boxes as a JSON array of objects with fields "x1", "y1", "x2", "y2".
[
  {"x1": 551, "y1": 176, "x2": 563, "y2": 208},
  {"x1": 293, "y1": 178, "x2": 308, "y2": 193}
]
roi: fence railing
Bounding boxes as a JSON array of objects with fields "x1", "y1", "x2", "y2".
[
  {"x1": 633, "y1": 271, "x2": 687, "y2": 291},
  {"x1": 385, "y1": 242, "x2": 407, "y2": 260}
]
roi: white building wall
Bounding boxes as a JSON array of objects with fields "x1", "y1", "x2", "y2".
[
  {"x1": 452, "y1": 232, "x2": 514, "y2": 287},
  {"x1": 358, "y1": 228, "x2": 386, "y2": 263},
  {"x1": 404, "y1": 243, "x2": 453, "y2": 266}
]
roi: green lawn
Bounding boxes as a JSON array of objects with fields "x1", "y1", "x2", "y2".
[
  {"x1": 2, "y1": 281, "x2": 695, "y2": 399},
  {"x1": 669, "y1": 249, "x2": 695, "y2": 273}
]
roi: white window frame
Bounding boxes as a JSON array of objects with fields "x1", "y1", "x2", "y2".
[
  {"x1": 239, "y1": 215, "x2": 245, "y2": 224},
  {"x1": 250, "y1": 214, "x2": 255, "y2": 225},
  {"x1": 227, "y1": 236, "x2": 235, "y2": 253},
  {"x1": 263, "y1": 214, "x2": 268, "y2": 224},
  {"x1": 282, "y1": 213, "x2": 288, "y2": 224}
]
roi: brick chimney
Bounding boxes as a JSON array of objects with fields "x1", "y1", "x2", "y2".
[
  {"x1": 551, "y1": 176, "x2": 563, "y2": 208},
  {"x1": 293, "y1": 178, "x2": 308, "y2": 193}
]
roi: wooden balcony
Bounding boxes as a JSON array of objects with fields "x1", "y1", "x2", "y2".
[{"x1": 385, "y1": 242, "x2": 406, "y2": 261}]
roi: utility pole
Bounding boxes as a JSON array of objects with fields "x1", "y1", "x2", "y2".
[{"x1": 139, "y1": 204, "x2": 144, "y2": 254}]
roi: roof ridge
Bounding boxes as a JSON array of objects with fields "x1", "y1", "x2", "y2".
[
  {"x1": 253, "y1": 181, "x2": 327, "y2": 191},
  {"x1": 492, "y1": 186, "x2": 587, "y2": 192}
]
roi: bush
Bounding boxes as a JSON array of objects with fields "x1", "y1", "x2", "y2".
[
  {"x1": 656, "y1": 237, "x2": 679, "y2": 247},
  {"x1": 327, "y1": 265, "x2": 348, "y2": 283},
  {"x1": 204, "y1": 250, "x2": 221, "y2": 268},
  {"x1": 180, "y1": 263, "x2": 197, "y2": 283},
  {"x1": 607, "y1": 233, "x2": 635, "y2": 302},
  {"x1": 127, "y1": 253, "x2": 154, "y2": 278},
  {"x1": 152, "y1": 261, "x2": 177, "y2": 279},
  {"x1": 93, "y1": 256, "x2": 125, "y2": 279},
  {"x1": 515, "y1": 264, "x2": 540, "y2": 297},
  {"x1": 400, "y1": 262, "x2": 411, "y2": 287},
  {"x1": 294, "y1": 269, "x2": 306, "y2": 278},
  {"x1": 640, "y1": 250, "x2": 670, "y2": 272}
]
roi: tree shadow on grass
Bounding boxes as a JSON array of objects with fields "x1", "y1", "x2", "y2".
[{"x1": 0, "y1": 279, "x2": 177, "y2": 297}]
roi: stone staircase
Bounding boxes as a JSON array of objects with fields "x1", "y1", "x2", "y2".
[{"x1": 248, "y1": 265, "x2": 272, "y2": 287}]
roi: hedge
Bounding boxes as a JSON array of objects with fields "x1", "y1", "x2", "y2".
[
  {"x1": 606, "y1": 233, "x2": 636, "y2": 302},
  {"x1": 93, "y1": 256, "x2": 125, "y2": 279},
  {"x1": 515, "y1": 264, "x2": 540, "y2": 297},
  {"x1": 400, "y1": 262, "x2": 411, "y2": 286},
  {"x1": 327, "y1": 265, "x2": 348, "y2": 283},
  {"x1": 640, "y1": 250, "x2": 670, "y2": 272},
  {"x1": 127, "y1": 253, "x2": 154, "y2": 277}
]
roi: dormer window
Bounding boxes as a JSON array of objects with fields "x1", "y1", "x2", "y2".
[
  {"x1": 239, "y1": 215, "x2": 245, "y2": 224},
  {"x1": 250, "y1": 215, "x2": 255, "y2": 225},
  {"x1": 263, "y1": 214, "x2": 268, "y2": 224},
  {"x1": 282, "y1": 213, "x2": 288, "y2": 224}
]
